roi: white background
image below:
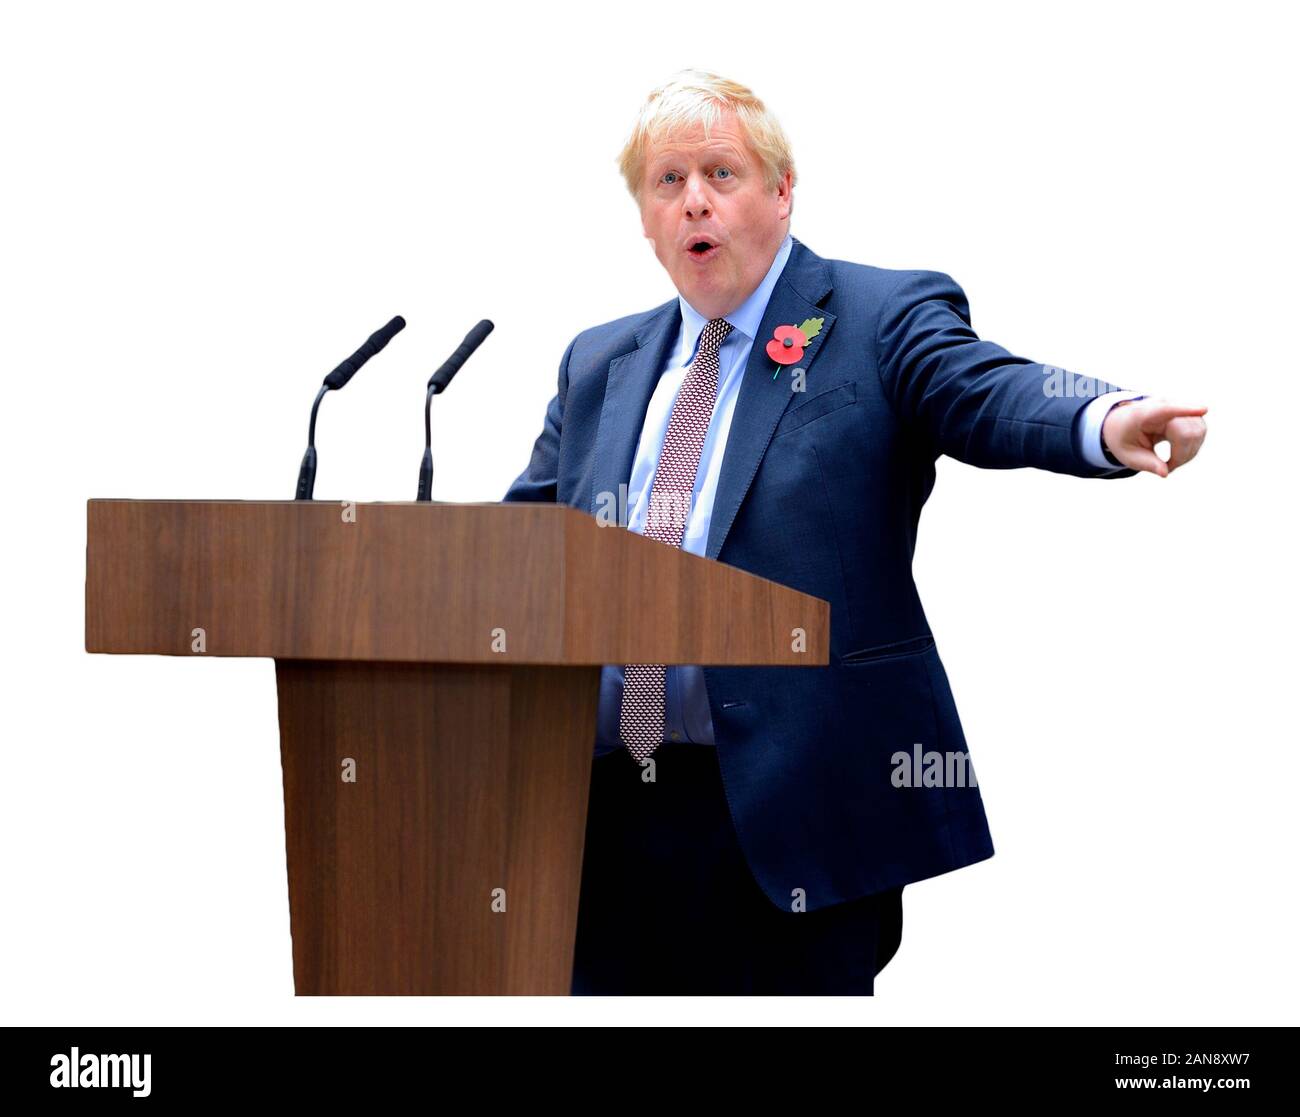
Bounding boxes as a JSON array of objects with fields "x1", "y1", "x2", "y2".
[{"x1": 2, "y1": 0, "x2": 1295, "y2": 1026}]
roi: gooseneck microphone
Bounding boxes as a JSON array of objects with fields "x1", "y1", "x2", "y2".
[
  {"x1": 294, "y1": 315, "x2": 406, "y2": 500},
  {"x1": 416, "y1": 319, "x2": 494, "y2": 501}
]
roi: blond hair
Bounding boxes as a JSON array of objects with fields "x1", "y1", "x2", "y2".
[{"x1": 617, "y1": 69, "x2": 796, "y2": 201}]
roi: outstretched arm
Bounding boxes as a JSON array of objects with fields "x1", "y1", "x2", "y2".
[{"x1": 875, "y1": 269, "x2": 1208, "y2": 477}]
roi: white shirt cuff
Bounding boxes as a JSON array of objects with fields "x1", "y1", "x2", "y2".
[{"x1": 1079, "y1": 390, "x2": 1146, "y2": 469}]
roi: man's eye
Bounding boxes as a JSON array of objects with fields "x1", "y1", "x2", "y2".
[
  {"x1": 714, "y1": 167, "x2": 732, "y2": 179},
  {"x1": 662, "y1": 172, "x2": 680, "y2": 185}
]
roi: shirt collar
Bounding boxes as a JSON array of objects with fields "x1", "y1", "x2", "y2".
[{"x1": 676, "y1": 232, "x2": 794, "y2": 362}]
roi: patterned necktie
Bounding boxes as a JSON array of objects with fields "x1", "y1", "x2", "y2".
[{"x1": 619, "y1": 316, "x2": 733, "y2": 762}]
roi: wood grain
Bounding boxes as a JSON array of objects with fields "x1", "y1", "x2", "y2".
[
  {"x1": 85, "y1": 499, "x2": 828, "y2": 665},
  {"x1": 276, "y1": 660, "x2": 599, "y2": 995}
]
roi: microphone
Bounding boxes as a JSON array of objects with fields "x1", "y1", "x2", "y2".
[
  {"x1": 416, "y1": 319, "x2": 494, "y2": 501},
  {"x1": 294, "y1": 315, "x2": 406, "y2": 500}
]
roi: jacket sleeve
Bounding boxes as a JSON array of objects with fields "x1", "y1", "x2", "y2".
[
  {"x1": 875, "y1": 269, "x2": 1135, "y2": 478},
  {"x1": 501, "y1": 334, "x2": 576, "y2": 503}
]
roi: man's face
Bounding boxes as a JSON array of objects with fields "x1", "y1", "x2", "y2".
[{"x1": 638, "y1": 109, "x2": 792, "y2": 320}]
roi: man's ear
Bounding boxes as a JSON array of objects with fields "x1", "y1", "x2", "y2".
[{"x1": 776, "y1": 169, "x2": 794, "y2": 221}]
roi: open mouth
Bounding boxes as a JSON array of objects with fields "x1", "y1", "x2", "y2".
[{"x1": 687, "y1": 240, "x2": 720, "y2": 261}]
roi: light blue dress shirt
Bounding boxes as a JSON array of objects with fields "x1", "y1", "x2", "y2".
[{"x1": 592, "y1": 232, "x2": 1133, "y2": 756}]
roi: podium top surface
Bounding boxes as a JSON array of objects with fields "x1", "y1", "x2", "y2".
[{"x1": 85, "y1": 500, "x2": 828, "y2": 666}]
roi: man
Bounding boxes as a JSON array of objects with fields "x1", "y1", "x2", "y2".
[{"x1": 504, "y1": 70, "x2": 1207, "y2": 995}]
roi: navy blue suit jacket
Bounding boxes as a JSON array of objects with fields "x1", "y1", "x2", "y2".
[{"x1": 504, "y1": 236, "x2": 1132, "y2": 910}]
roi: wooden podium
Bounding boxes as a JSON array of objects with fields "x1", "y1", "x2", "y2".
[{"x1": 85, "y1": 499, "x2": 828, "y2": 995}]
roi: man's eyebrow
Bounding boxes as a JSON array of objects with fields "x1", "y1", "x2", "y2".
[{"x1": 651, "y1": 146, "x2": 746, "y2": 169}]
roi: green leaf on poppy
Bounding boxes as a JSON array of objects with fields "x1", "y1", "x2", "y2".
[{"x1": 798, "y1": 317, "x2": 824, "y2": 342}]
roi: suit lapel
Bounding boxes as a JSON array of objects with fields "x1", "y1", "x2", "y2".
[
  {"x1": 589, "y1": 298, "x2": 679, "y2": 516},
  {"x1": 705, "y1": 237, "x2": 836, "y2": 559}
]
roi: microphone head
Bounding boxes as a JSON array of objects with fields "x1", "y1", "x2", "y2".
[
  {"x1": 323, "y1": 314, "x2": 406, "y2": 390},
  {"x1": 426, "y1": 319, "x2": 495, "y2": 393}
]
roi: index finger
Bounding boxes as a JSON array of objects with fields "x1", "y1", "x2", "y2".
[{"x1": 1142, "y1": 401, "x2": 1209, "y2": 424}]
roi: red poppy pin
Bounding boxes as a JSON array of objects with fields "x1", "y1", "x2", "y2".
[{"x1": 768, "y1": 318, "x2": 824, "y2": 378}]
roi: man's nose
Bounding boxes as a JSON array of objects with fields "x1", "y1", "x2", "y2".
[{"x1": 683, "y1": 173, "x2": 712, "y2": 219}]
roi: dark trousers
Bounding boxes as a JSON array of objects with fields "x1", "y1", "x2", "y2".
[{"x1": 571, "y1": 742, "x2": 904, "y2": 995}]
